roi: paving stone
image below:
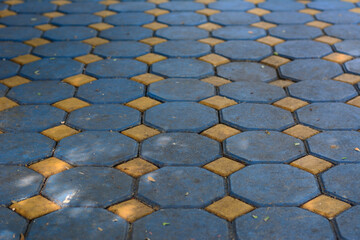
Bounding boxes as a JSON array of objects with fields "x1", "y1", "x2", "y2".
[
  {"x1": 275, "y1": 40, "x2": 333, "y2": 59},
  {"x1": 27, "y1": 208, "x2": 127, "y2": 240},
  {"x1": 33, "y1": 41, "x2": 91, "y2": 58},
  {"x1": 43, "y1": 26, "x2": 97, "y2": 41},
  {"x1": 297, "y1": 103, "x2": 360, "y2": 130},
  {"x1": 308, "y1": 1, "x2": 354, "y2": 10},
  {"x1": 156, "y1": 26, "x2": 208, "y2": 40},
  {"x1": 269, "y1": 25, "x2": 322, "y2": 40},
  {"x1": 138, "y1": 167, "x2": 224, "y2": 207},
  {"x1": 158, "y1": 1, "x2": 204, "y2": 11},
  {"x1": 0, "y1": 27, "x2": 42, "y2": 41},
  {"x1": 316, "y1": 11, "x2": 360, "y2": 24},
  {"x1": 225, "y1": 131, "x2": 305, "y2": 163},
  {"x1": 210, "y1": 12, "x2": 259, "y2": 26},
  {"x1": 0, "y1": 42, "x2": 31, "y2": 59},
  {"x1": 0, "y1": 84, "x2": 7, "y2": 97},
  {"x1": 109, "y1": 2, "x2": 155, "y2": 12},
  {"x1": 208, "y1": 1, "x2": 254, "y2": 11},
  {"x1": 93, "y1": 41, "x2": 150, "y2": 58},
  {"x1": 0, "y1": 14, "x2": 49, "y2": 26},
  {"x1": 258, "y1": 1, "x2": 305, "y2": 11},
  {"x1": 213, "y1": 26, "x2": 266, "y2": 40},
  {"x1": 154, "y1": 40, "x2": 210, "y2": 58},
  {"x1": 0, "y1": 133, "x2": 54, "y2": 165},
  {"x1": 324, "y1": 25, "x2": 360, "y2": 40},
  {"x1": 336, "y1": 206, "x2": 360, "y2": 240},
  {"x1": 263, "y1": 11, "x2": 313, "y2": 24},
  {"x1": 236, "y1": 207, "x2": 335, "y2": 240},
  {"x1": 86, "y1": 59, "x2": 147, "y2": 78},
  {"x1": 288, "y1": 80, "x2": 357, "y2": 102},
  {"x1": 308, "y1": 131, "x2": 360, "y2": 163},
  {"x1": 152, "y1": 58, "x2": 213, "y2": 78},
  {"x1": 0, "y1": 166, "x2": 43, "y2": 205},
  {"x1": 0, "y1": 207, "x2": 27, "y2": 240},
  {"x1": 11, "y1": 2, "x2": 56, "y2": 13},
  {"x1": 158, "y1": 12, "x2": 206, "y2": 26},
  {"x1": 217, "y1": 62, "x2": 277, "y2": 82},
  {"x1": 51, "y1": 14, "x2": 102, "y2": 26},
  {"x1": 59, "y1": 2, "x2": 105, "y2": 14},
  {"x1": 344, "y1": 58, "x2": 360, "y2": 75},
  {"x1": 279, "y1": 59, "x2": 343, "y2": 81},
  {"x1": 334, "y1": 40, "x2": 360, "y2": 57},
  {"x1": 105, "y1": 12, "x2": 154, "y2": 26},
  {"x1": 67, "y1": 104, "x2": 140, "y2": 131},
  {"x1": 0, "y1": 60, "x2": 19, "y2": 79},
  {"x1": 100, "y1": 26, "x2": 153, "y2": 40},
  {"x1": 8, "y1": 81, "x2": 75, "y2": 104},
  {"x1": 144, "y1": 102, "x2": 217, "y2": 132},
  {"x1": 215, "y1": 40, "x2": 272, "y2": 61},
  {"x1": 20, "y1": 58, "x2": 83, "y2": 81},
  {"x1": 133, "y1": 209, "x2": 228, "y2": 240},
  {"x1": 231, "y1": 164, "x2": 319, "y2": 206}
]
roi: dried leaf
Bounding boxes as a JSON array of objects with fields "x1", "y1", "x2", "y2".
[
  {"x1": 355, "y1": 147, "x2": 360, "y2": 152},
  {"x1": 98, "y1": 227, "x2": 103, "y2": 231},
  {"x1": 20, "y1": 233, "x2": 25, "y2": 240},
  {"x1": 148, "y1": 176, "x2": 156, "y2": 182}
]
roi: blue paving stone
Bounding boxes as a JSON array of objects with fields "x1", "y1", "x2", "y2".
[
  {"x1": 67, "y1": 104, "x2": 140, "y2": 131},
  {"x1": 209, "y1": 12, "x2": 260, "y2": 26},
  {"x1": 51, "y1": 14, "x2": 101, "y2": 26},
  {"x1": 308, "y1": 131, "x2": 360, "y2": 163},
  {"x1": 212, "y1": 26, "x2": 266, "y2": 40},
  {"x1": 28, "y1": 208, "x2": 127, "y2": 240},
  {"x1": 215, "y1": 40, "x2": 272, "y2": 61},
  {"x1": 138, "y1": 167, "x2": 224, "y2": 207},
  {"x1": 77, "y1": 78, "x2": 144, "y2": 104},
  {"x1": 20, "y1": 58, "x2": 83, "y2": 81},
  {"x1": 336, "y1": 206, "x2": 360, "y2": 240},
  {"x1": 0, "y1": 42, "x2": 31, "y2": 59},
  {"x1": 316, "y1": 11, "x2": 360, "y2": 24},
  {"x1": 93, "y1": 41, "x2": 150, "y2": 58},
  {"x1": 345, "y1": 58, "x2": 360, "y2": 75},
  {"x1": 269, "y1": 25, "x2": 322, "y2": 40},
  {"x1": 334, "y1": 40, "x2": 360, "y2": 57},
  {"x1": 104, "y1": 13, "x2": 154, "y2": 26},
  {"x1": 308, "y1": 1, "x2": 354, "y2": 10},
  {"x1": 11, "y1": 2, "x2": 56, "y2": 13},
  {"x1": 225, "y1": 131, "x2": 304, "y2": 163},
  {"x1": 279, "y1": 59, "x2": 343, "y2": 81},
  {"x1": 0, "y1": 27, "x2": 41, "y2": 41},
  {"x1": 297, "y1": 103, "x2": 360, "y2": 130},
  {"x1": 324, "y1": 25, "x2": 360, "y2": 40},
  {"x1": 322, "y1": 164, "x2": 360, "y2": 203},
  {"x1": 0, "y1": 105, "x2": 66, "y2": 132},
  {"x1": 236, "y1": 207, "x2": 335, "y2": 240},
  {"x1": 8, "y1": 81, "x2": 75, "y2": 104},
  {"x1": 0, "y1": 133, "x2": 54, "y2": 165},
  {"x1": 0, "y1": 84, "x2": 7, "y2": 97},
  {"x1": 152, "y1": 59, "x2": 213, "y2": 78},
  {"x1": 0, "y1": 14, "x2": 49, "y2": 26},
  {"x1": 288, "y1": 80, "x2": 357, "y2": 102},
  {"x1": 258, "y1": 1, "x2": 305, "y2": 11},
  {"x1": 0, "y1": 166, "x2": 43, "y2": 205},
  {"x1": 141, "y1": 133, "x2": 220, "y2": 166},
  {"x1": 156, "y1": 26, "x2": 208, "y2": 40},
  {"x1": 133, "y1": 209, "x2": 228, "y2": 240},
  {"x1": 208, "y1": 1, "x2": 254, "y2": 11},
  {"x1": 0, "y1": 3, "x2": 7, "y2": 10},
  {"x1": 109, "y1": 2, "x2": 155, "y2": 12},
  {"x1": 158, "y1": 12, "x2": 206, "y2": 26},
  {"x1": 275, "y1": 40, "x2": 333, "y2": 59},
  {"x1": 148, "y1": 79, "x2": 214, "y2": 101},
  {"x1": 0, "y1": 60, "x2": 19, "y2": 79},
  {"x1": 0, "y1": 207, "x2": 27, "y2": 240},
  {"x1": 217, "y1": 62, "x2": 277, "y2": 82},
  {"x1": 231, "y1": 164, "x2": 319, "y2": 206},
  {"x1": 221, "y1": 82, "x2": 285, "y2": 104},
  {"x1": 33, "y1": 41, "x2": 91, "y2": 58},
  {"x1": 154, "y1": 40, "x2": 210, "y2": 58},
  {"x1": 43, "y1": 27, "x2": 97, "y2": 41},
  {"x1": 100, "y1": 26, "x2": 152, "y2": 41},
  {"x1": 43, "y1": 167, "x2": 132, "y2": 207},
  {"x1": 86, "y1": 59, "x2": 147, "y2": 78},
  {"x1": 263, "y1": 12, "x2": 313, "y2": 25},
  {"x1": 158, "y1": 1, "x2": 204, "y2": 11},
  {"x1": 144, "y1": 102, "x2": 217, "y2": 132},
  {"x1": 59, "y1": 2, "x2": 105, "y2": 13},
  {"x1": 222, "y1": 103, "x2": 294, "y2": 131}
]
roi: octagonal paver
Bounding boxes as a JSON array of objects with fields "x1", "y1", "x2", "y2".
[
  {"x1": 158, "y1": 2, "x2": 204, "y2": 11},
  {"x1": 236, "y1": 207, "x2": 335, "y2": 240},
  {"x1": 0, "y1": 207, "x2": 27, "y2": 240},
  {"x1": 334, "y1": 40, "x2": 360, "y2": 57},
  {"x1": 154, "y1": 40, "x2": 210, "y2": 58},
  {"x1": 230, "y1": 164, "x2": 319, "y2": 206},
  {"x1": 279, "y1": 59, "x2": 343, "y2": 81},
  {"x1": 275, "y1": 40, "x2": 333, "y2": 59},
  {"x1": 58, "y1": 2, "x2": 105, "y2": 13},
  {"x1": 144, "y1": 102, "x2": 217, "y2": 132},
  {"x1": 138, "y1": 167, "x2": 225, "y2": 207},
  {"x1": 0, "y1": 84, "x2": 7, "y2": 97},
  {"x1": 33, "y1": 42, "x2": 91, "y2": 58},
  {"x1": 258, "y1": 1, "x2": 305, "y2": 11},
  {"x1": 158, "y1": 12, "x2": 206, "y2": 26},
  {"x1": 336, "y1": 206, "x2": 360, "y2": 240},
  {"x1": 324, "y1": 25, "x2": 360, "y2": 40},
  {"x1": 316, "y1": 11, "x2": 360, "y2": 24},
  {"x1": 222, "y1": 103, "x2": 294, "y2": 131},
  {"x1": 225, "y1": 131, "x2": 305, "y2": 163},
  {"x1": 28, "y1": 208, "x2": 127, "y2": 240},
  {"x1": 209, "y1": 12, "x2": 259, "y2": 26},
  {"x1": 0, "y1": 133, "x2": 54, "y2": 165},
  {"x1": 109, "y1": 2, "x2": 155, "y2": 12},
  {"x1": 0, "y1": 60, "x2": 19, "y2": 79},
  {"x1": 269, "y1": 25, "x2": 322, "y2": 40},
  {"x1": 0, "y1": 27, "x2": 41, "y2": 41},
  {"x1": 0, "y1": 42, "x2": 31, "y2": 59},
  {"x1": 93, "y1": 41, "x2": 150, "y2": 58},
  {"x1": 152, "y1": 59, "x2": 213, "y2": 78},
  {"x1": 100, "y1": 26, "x2": 152, "y2": 41},
  {"x1": 20, "y1": 58, "x2": 83, "y2": 81},
  {"x1": 217, "y1": 62, "x2": 277, "y2": 82},
  {"x1": 43, "y1": 27, "x2": 97, "y2": 41},
  {"x1": 141, "y1": 133, "x2": 220, "y2": 166},
  {"x1": 297, "y1": 103, "x2": 360, "y2": 130},
  {"x1": 156, "y1": 26, "x2": 208, "y2": 40},
  {"x1": 213, "y1": 26, "x2": 266, "y2": 40},
  {"x1": 0, "y1": 105, "x2": 66, "y2": 132},
  {"x1": 308, "y1": 131, "x2": 360, "y2": 163},
  {"x1": 43, "y1": 167, "x2": 133, "y2": 207},
  {"x1": 86, "y1": 59, "x2": 147, "y2": 78},
  {"x1": 322, "y1": 164, "x2": 360, "y2": 204},
  {"x1": 215, "y1": 40, "x2": 272, "y2": 61},
  {"x1": 67, "y1": 104, "x2": 140, "y2": 131},
  {"x1": 11, "y1": 2, "x2": 56, "y2": 13},
  {"x1": 132, "y1": 209, "x2": 228, "y2": 240},
  {"x1": 0, "y1": 166, "x2": 43, "y2": 205},
  {"x1": 307, "y1": 1, "x2": 354, "y2": 10},
  {"x1": 263, "y1": 12, "x2": 313, "y2": 25},
  {"x1": 51, "y1": 14, "x2": 101, "y2": 26},
  {"x1": 105, "y1": 13, "x2": 154, "y2": 26},
  {"x1": 55, "y1": 131, "x2": 138, "y2": 166},
  {"x1": 344, "y1": 58, "x2": 360, "y2": 75},
  {"x1": 208, "y1": 1, "x2": 254, "y2": 11},
  {"x1": 0, "y1": 14, "x2": 49, "y2": 26}
]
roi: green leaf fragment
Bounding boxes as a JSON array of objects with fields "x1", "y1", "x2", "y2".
[
  {"x1": 162, "y1": 222, "x2": 170, "y2": 226},
  {"x1": 37, "y1": 92, "x2": 41, "y2": 96},
  {"x1": 273, "y1": 52, "x2": 279, "y2": 56},
  {"x1": 294, "y1": 143, "x2": 300, "y2": 146},
  {"x1": 252, "y1": 215, "x2": 258, "y2": 219},
  {"x1": 34, "y1": 70, "x2": 40, "y2": 75},
  {"x1": 341, "y1": 157, "x2": 347, "y2": 160},
  {"x1": 264, "y1": 216, "x2": 270, "y2": 222}
]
